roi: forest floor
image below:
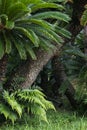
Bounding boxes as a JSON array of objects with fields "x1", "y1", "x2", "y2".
[{"x1": 0, "y1": 109, "x2": 87, "y2": 130}]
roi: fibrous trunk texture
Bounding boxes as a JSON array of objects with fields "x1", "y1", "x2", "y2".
[
  {"x1": 0, "y1": 55, "x2": 8, "y2": 82},
  {"x1": 0, "y1": 55, "x2": 8, "y2": 88},
  {"x1": 52, "y1": 56, "x2": 77, "y2": 109},
  {"x1": 10, "y1": 47, "x2": 59, "y2": 89}
]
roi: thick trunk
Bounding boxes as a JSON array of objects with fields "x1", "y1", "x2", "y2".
[
  {"x1": 52, "y1": 56, "x2": 77, "y2": 109},
  {"x1": 0, "y1": 55, "x2": 8, "y2": 82},
  {"x1": 9, "y1": 47, "x2": 59, "y2": 89},
  {"x1": 0, "y1": 55, "x2": 8, "y2": 89}
]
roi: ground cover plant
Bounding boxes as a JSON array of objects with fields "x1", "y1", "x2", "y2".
[{"x1": 0, "y1": 110, "x2": 87, "y2": 130}]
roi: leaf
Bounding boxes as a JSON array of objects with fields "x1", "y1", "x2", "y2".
[
  {"x1": 20, "y1": 0, "x2": 42, "y2": 5},
  {"x1": 0, "y1": 103, "x2": 18, "y2": 124},
  {"x1": 3, "y1": 91, "x2": 22, "y2": 118},
  {"x1": 25, "y1": 42, "x2": 37, "y2": 60},
  {"x1": 55, "y1": 26, "x2": 71, "y2": 39},
  {"x1": 0, "y1": 14, "x2": 8, "y2": 25},
  {"x1": 5, "y1": 21, "x2": 14, "y2": 29},
  {"x1": 11, "y1": 35, "x2": 27, "y2": 60},
  {"x1": 7, "y1": 2, "x2": 30, "y2": 20},
  {"x1": 15, "y1": 27, "x2": 39, "y2": 47},
  {"x1": 3, "y1": 33, "x2": 12, "y2": 54},
  {"x1": 32, "y1": 11, "x2": 71, "y2": 23},
  {"x1": 31, "y1": 104, "x2": 48, "y2": 122},
  {"x1": 48, "y1": 29, "x2": 64, "y2": 44},
  {"x1": 40, "y1": 37, "x2": 55, "y2": 51},
  {"x1": 31, "y1": 2, "x2": 64, "y2": 12},
  {"x1": 16, "y1": 19, "x2": 54, "y2": 30},
  {"x1": 1, "y1": 0, "x2": 13, "y2": 14},
  {"x1": 0, "y1": 38, "x2": 4, "y2": 59}
]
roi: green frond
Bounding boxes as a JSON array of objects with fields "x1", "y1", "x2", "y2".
[
  {"x1": 31, "y1": 2, "x2": 64, "y2": 12},
  {"x1": 0, "y1": 0, "x2": 70, "y2": 60},
  {"x1": 16, "y1": 88, "x2": 55, "y2": 122},
  {"x1": 14, "y1": 27, "x2": 39, "y2": 47},
  {"x1": 31, "y1": 104, "x2": 48, "y2": 122},
  {"x1": 80, "y1": 5, "x2": 87, "y2": 26},
  {"x1": 3, "y1": 91, "x2": 22, "y2": 117},
  {"x1": 0, "y1": 103, "x2": 18, "y2": 124},
  {"x1": 39, "y1": 38, "x2": 55, "y2": 51},
  {"x1": 3, "y1": 33, "x2": 12, "y2": 54},
  {"x1": 0, "y1": 87, "x2": 55, "y2": 123},
  {"x1": 25, "y1": 42, "x2": 37, "y2": 60},
  {"x1": 45, "y1": 0, "x2": 66, "y2": 2},
  {"x1": 32, "y1": 11, "x2": 71, "y2": 22},
  {"x1": 55, "y1": 26, "x2": 71, "y2": 39}
]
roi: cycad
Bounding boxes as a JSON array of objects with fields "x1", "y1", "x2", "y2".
[{"x1": 0, "y1": 0, "x2": 70, "y2": 60}]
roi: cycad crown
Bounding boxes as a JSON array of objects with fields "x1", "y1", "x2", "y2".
[{"x1": 0, "y1": 0, "x2": 70, "y2": 60}]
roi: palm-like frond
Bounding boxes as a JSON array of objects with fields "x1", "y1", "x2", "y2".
[{"x1": 0, "y1": 0, "x2": 70, "y2": 60}]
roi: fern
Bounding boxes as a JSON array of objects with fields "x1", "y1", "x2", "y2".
[
  {"x1": 3, "y1": 91, "x2": 22, "y2": 117},
  {"x1": 0, "y1": 88, "x2": 55, "y2": 123},
  {"x1": 16, "y1": 89, "x2": 55, "y2": 122},
  {"x1": 0, "y1": 103, "x2": 18, "y2": 124}
]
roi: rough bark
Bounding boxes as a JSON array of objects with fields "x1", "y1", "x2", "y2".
[
  {"x1": 0, "y1": 55, "x2": 8, "y2": 90},
  {"x1": 0, "y1": 55, "x2": 8, "y2": 82},
  {"x1": 9, "y1": 47, "x2": 59, "y2": 89},
  {"x1": 52, "y1": 56, "x2": 77, "y2": 109}
]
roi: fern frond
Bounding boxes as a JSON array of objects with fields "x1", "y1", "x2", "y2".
[
  {"x1": 3, "y1": 91, "x2": 22, "y2": 117},
  {"x1": 0, "y1": 103, "x2": 18, "y2": 124}
]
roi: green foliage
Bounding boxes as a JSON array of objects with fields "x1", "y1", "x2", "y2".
[
  {"x1": 0, "y1": 0, "x2": 70, "y2": 60},
  {"x1": 1, "y1": 110, "x2": 87, "y2": 130},
  {"x1": 74, "y1": 66, "x2": 87, "y2": 113},
  {"x1": 81, "y1": 5, "x2": 87, "y2": 26},
  {"x1": 61, "y1": 30, "x2": 87, "y2": 113},
  {"x1": 62, "y1": 31, "x2": 86, "y2": 78},
  {"x1": 15, "y1": 89, "x2": 55, "y2": 122},
  {"x1": 0, "y1": 88, "x2": 55, "y2": 124}
]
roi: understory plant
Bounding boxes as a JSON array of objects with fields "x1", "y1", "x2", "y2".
[{"x1": 0, "y1": 88, "x2": 55, "y2": 124}]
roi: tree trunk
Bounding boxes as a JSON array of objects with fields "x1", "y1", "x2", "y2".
[
  {"x1": 9, "y1": 47, "x2": 59, "y2": 89},
  {"x1": 0, "y1": 55, "x2": 8, "y2": 89},
  {"x1": 50, "y1": 0, "x2": 87, "y2": 108},
  {"x1": 52, "y1": 56, "x2": 77, "y2": 109}
]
